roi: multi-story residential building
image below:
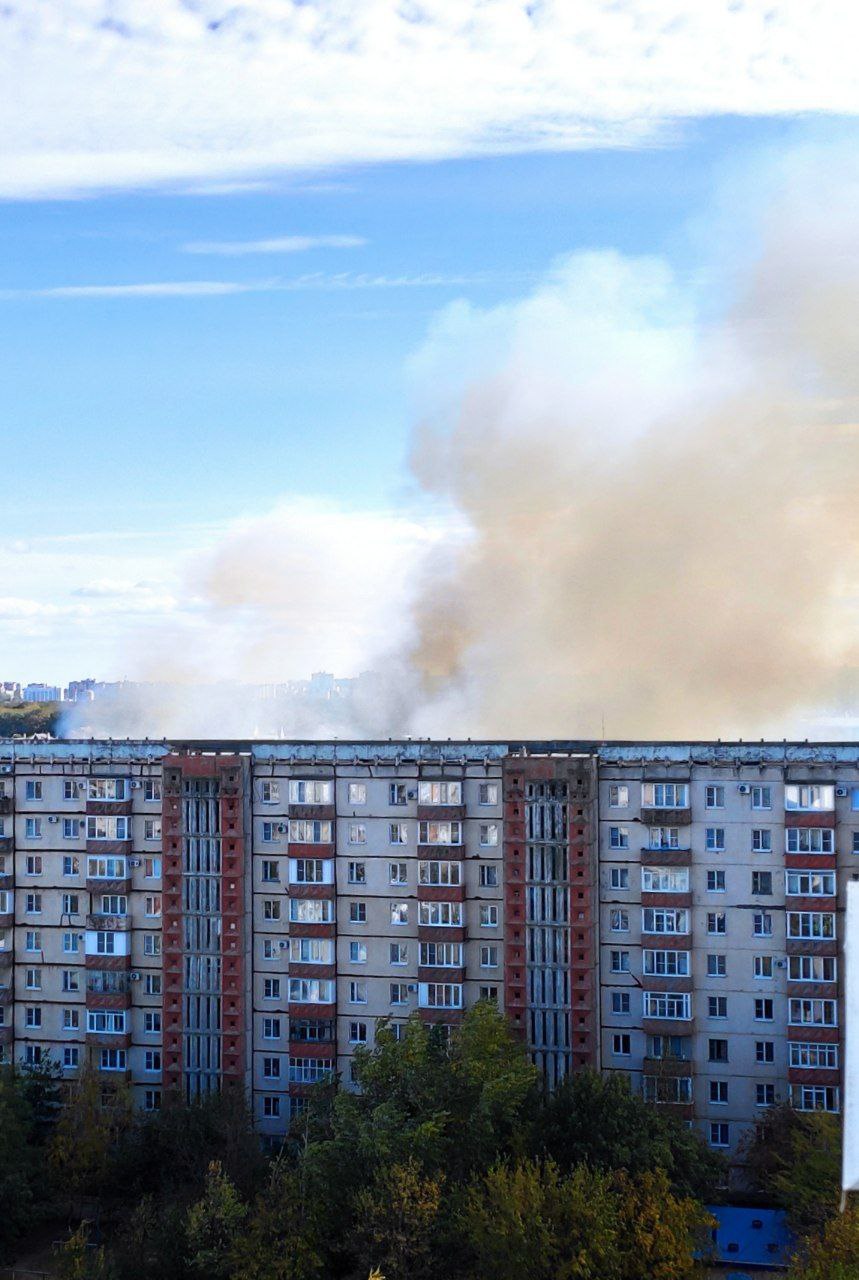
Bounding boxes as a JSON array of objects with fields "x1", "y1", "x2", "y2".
[{"x1": 0, "y1": 739, "x2": 853, "y2": 1171}]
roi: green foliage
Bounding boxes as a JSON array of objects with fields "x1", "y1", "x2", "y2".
[
  {"x1": 534, "y1": 1068, "x2": 724, "y2": 1199},
  {"x1": 0, "y1": 700, "x2": 61, "y2": 737},
  {"x1": 49, "y1": 1065, "x2": 133, "y2": 1206},
  {"x1": 0, "y1": 1065, "x2": 38, "y2": 1260},
  {"x1": 352, "y1": 1158, "x2": 445, "y2": 1280},
  {"x1": 55, "y1": 1223, "x2": 112, "y2": 1280},
  {"x1": 185, "y1": 1160, "x2": 248, "y2": 1280},
  {"x1": 787, "y1": 1205, "x2": 859, "y2": 1280},
  {"x1": 228, "y1": 1163, "x2": 324, "y2": 1280},
  {"x1": 743, "y1": 1103, "x2": 841, "y2": 1235}
]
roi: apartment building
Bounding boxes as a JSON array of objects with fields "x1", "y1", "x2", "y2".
[{"x1": 0, "y1": 739, "x2": 853, "y2": 1169}]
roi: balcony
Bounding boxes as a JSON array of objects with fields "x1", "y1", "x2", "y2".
[
  {"x1": 0, "y1": 796, "x2": 12, "y2": 816},
  {"x1": 0, "y1": 912, "x2": 13, "y2": 931},
  {"x1": 86, "y1": 876, "x2": 131, "y2": 895},
  {"x1": 640, "y1": 846, "x2": 691, "y2": 866},
  {"x1": 0, "y1": 951, "x2": 12, "y2": 970},
  {"x1": 86, "y1": 913, "x2": 131, "y2": 931},
  {"x1": 639, "y1": 807, "x2": 691, "y2": 827},
  {"x1": 0, "y1": 1025, "x2": 13, "y2": 1047},
  {"x1": 0, "y1": 837, "x2": 12, "y2": 856},
  {"x1": 0, "y1": 986, "x2": 12, "y2": 1006}
]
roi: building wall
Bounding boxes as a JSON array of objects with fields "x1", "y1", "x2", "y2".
[{"x1": 0, "y1": 740, "x2": 854, "y2": 1165}]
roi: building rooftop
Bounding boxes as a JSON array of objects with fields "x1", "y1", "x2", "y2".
[{"x1": 705, "y1": 1206, "x2": 793, "y2": 1272}]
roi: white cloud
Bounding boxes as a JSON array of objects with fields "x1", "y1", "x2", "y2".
[
  {"x1": 1, "y1": 272, "x2": 501, "y2": 301},
  {"x1": 1, "y1": 1, "x2": 857, "y2": 199},
  {"x1": 28, "y1": 280, "x2": 264, "y2": 299},
  {"x1": 183, "y1": 235, "x2": 367, "y2": 255}
]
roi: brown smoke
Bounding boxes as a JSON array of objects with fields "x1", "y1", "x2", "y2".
[{"x1": 400, "y1": 164, "x2": 859, "y2": 739}]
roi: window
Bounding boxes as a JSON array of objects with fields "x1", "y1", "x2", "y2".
[
  {"x1": 349, "y1": 941, "x2": 367, "y2": 964},
  {"x1": 86, "y1": 816, "x2": 129, "y2": 841},
  {"x1": 642, "y1": 907, "x2": 689, "y2": 934},
  {"x1": 143, "y1": 1049, "x2": 161, "y2": 1072},
  {"x1": 388, "y1": 823, "x2": 409, "y2": 845},
  {"x1": 25, "y1": 1006, "x2": 42, "y2": 1028},
  {"x1": 288, "y1": 978, "x2": 334, "y2": 1003},
  {"x1": 787, "y1": 912, "x2": 835, "y2": 940},
  {"x1": 786, "y1": 870, "x2": 836, "y2": 897},
  {"x1": 100, "y1": 894, "x2": 127, "y2": 916},
  {"x1": 789, "y1": 955, "x2": 836, "y2": 982},
  {"x1": 389, "y1": 862, "x2": 408, "y2": 885},
  {"x1": 87, "y1": 1010, "x2": 127, "y2": 1034},
  {"x1": 25, "y1": 780, "x2": 42, "y2": 800},
  {"x1": 62, "y1": 970, "x2": 79, "y2": 992},
  {"x1": 63, "y1": 932, "x2": 79, "y2": 954},
  {"x1": 348, "y1": 823, "x2": 366, "y2": 845},
  {"x1": 389, "y1": 783, "x2": 407, "y2": 806},
  {"x1": 478, "y1": 783, "x2": 499, "y2": 805},
  {"x1": 753, "y1": 911, "x2": 773, "y2": 937},
  {"x1": 641, "y1": 783, "x2": 688, "y2": 809},
  {"x1": 480, "y1": 944, "x2": 499, "y2": 968},
  {"x1": 647, "y1": 827, "x2": 680, "y2": 849},
  {"x1": 609, "y1": 826, "x2": 629, "y2": 849},
  {"x1": 479, "y1": 823, "x2": 499, "y2": 846},
  {"x1": 705, "y1": 785, "x2": 725, "y2": 808},
  {"x1": 418, "y1": 781, "x2": 462, "y2": 805},
  {"x1": 349, "y1": 1021, "x2": 367, "y2": 1044},
  {"x1": 705, "y1": 827, "x2": 725, "y2": 852},
  {"x1": 290, "y1": 898, "x2": 334, "y2": 924},
  {"x1": 708, "y1": 1039, "x2": 728, "y2": 1062},
  {"x1": 642, "y1": 867, "x2": 689, "y2": 893},
  {"x1": 610, "y1": 950, "x2": 630, "y2": 973},
  {"x1": 262, "y1": 1057, "x2": 281, "y2": 1080},
  {"x1": 643, "y1": 949, "x2": 690, "y2": 977},
  {"x1": 347, "y1": 782, "x2": 366, "y2": 805},
  {"x1": 145, "y1": 974, "x2": 161, "y2": 995},
  {"x1": 755, "y1": 998, "x2": 774, "y2": 1021},
  {"x1": 89, "y1": 778, "x2": 128, "y2": 802},
  {"x1": 63, "y1": 1008, "x2": 80, "y2": 1030},
  {"x1": 391, "y1": 902, "x2": 409, "y2": 926},
  {"x1": 789, "y1": 998, "x2": 837, "y2": 1027},
  {"x1": 25, "y1": 818, "x2": 42, "y2": 839},
  {"x1": 143, "y1": 934, "x2": 161, "y2": 957},
  {"x1": 611, "y1": 992, "x2": 631, "y2": 1014},
  {"x1": 786, "y1": 828, "x2": 834, "y2": 854},
  {"x1": 752, "y1": 871, "x2": 773, "y2": 895},
  {"x1": 390, "y1": 983, "x2": 410, "y2": 1005},
  {"x1": 479, "y1": 864, "x2": 499, "y2": 887},
  {"x1": 390, "y1": 942, "x2": 408, "y2": 965},
  {"x1": 145, "y1": 895, "x2": 161, "y2": 917},
  {"x1": 25, "y1": 930, "x2": 40, "y2": 951},
  {"x1": 289, "y1": 938, "x2": 332, "y2": 964},
  {"x1": 612, "y1": 1033, "x2": 631, "y2": 1056},
  {"x1": 263, "y1": 978, "x2": 281, "y2": 1000},
  {"x1": 707, "y1": 870, "x2": 726, "y2": 892},
  {"x1": 262, "y1": 1096, "x2": 281, "y2": 1118},
  {"x1": 62, "y1": 819, "x2": 81, "y2": 839},
  {"x1": 99, "y1": 1049, "x2": 127, "y2": 1071},
  {"x1": 418, "y1": 901, "x2": 460, "y2": 927},
  {"x1": 23, "y1": 1046, "x2": 42, "y2": 1067},
  {"x1": 610, "y1": 868, "x2": 629, "y2": 890},
  {"x1": 143, "y1": 856, "x2": 162, "y2": 879},
  {"x1": 61, "y1": 893, "x2": 79, "y2": 915},
  {"x1": 709, "y1": 1123, "x2": 730, "y2": 1147},
  {"x1": 479, "y1": 904, "x2": 499, "y2": 927},
  {"x1": 479, "y1": 985, "x2": 499, "y2": 1003},
  {"x1": 143, "y1": 819, "x2": 162, "y2": 841},
  {"x1": 25, "y1": 854, "x2": 42, "y2": 876},
  {"x1": 610, "y1": 909, "x2": 629, "y2": 932},
  {"x1": 785, "y1": 784, "x2": 834, "y2": 811},
  {"x1": 708, "y1": 996, "x2": 728, "y2": 1019},
  {"x1": 754, "y1": 955, "x2": 774, "y2": 980},
  {"x1": 292, "y1": 859, "x2": 328, "y2": 884},
  {"x1": 756, "y1": 1040, "x2": 775, "y2": 1064},
  {"x1": 418, "y1": 821, "x2": 462, "y2": 845},
  {"x1": 793, "y1": 1085, "x2": 839, "y2": 1113},
  {"x1": 752, "y1": 785, "x2": 772, "y2": 809},
  {"x1": 63, "y1": 779, "x2": 76, "y2": 800},
  {"x1": 419, "y1": 860, "x2": 461, "y2": 886},
  {"x1": 420, "y1": 941, "x2": 462, "y2": 967},
  {"x1": 63, "y1": 1047, "x2": 79, "y2": 1070},
  {"x1": 261, "y1": 860, "x2": 280, "y2": 883},
  {"x1": 608, "y1": 784, "x2": 629, "y2": 808},
  {"x1": 288, "y1": 780, "x2": 333, "y2": 805},
  {"x1": 643, "y1": 1075, "x2": 692, "y2": 1105},
  {"x1": 752, "y1": 829, "x2": 772, "y2": 852},
  {"x1": 349, "y1": 902, "x2": 367, "y2": 924},
  {"x1": 709, "y1": 1080, "x2": 728, "y2": 1104},
  {"x1": 790, "y1": 1042, "x2": 838, "y2": 1069},
  {"x1": 348, "y1": 861, "x2": 366, "y2": 885},
  {"x1": 288, "y1": 819, "x2": 332, "y2": 843},
  {"x1": 25, "y1": 893, "x2": 42, "y2": 914},
  {"x1": 262, "y1": 939, "x2": 275, "y2": 959},
  {"x1": 144, "y1": 1012, "x2": 161, "y2": 1033},
  {"x1": 144, "y1": 779, "x2": 162, "y2": 802},
  {"x1": 261, "y1": 822, "x2": 277, "y2": 843},
  {"x1": 262, "y1": 900, "x2": 281, "y2": 922}
]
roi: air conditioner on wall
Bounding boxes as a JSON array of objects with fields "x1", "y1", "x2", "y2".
[
  {"x1": 130, "y1": 781, "x2": 142, "y2": 790},
  {"x1": 130, "y1": 972, "x2": 142, "y2": 981},
  {"x1": 836, "y1": 787, "x2": 849, "y2": 797},
  {"x1": 0, "y1": 765, "x2": 12, "y2": 775},
  {"x1": 48, "y1": 815, "x2": 59, "y2": 823},
  {"x1": 737, "y1": 784, "x2": 750, "y2": 794}
]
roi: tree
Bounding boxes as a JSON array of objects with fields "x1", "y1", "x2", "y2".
[
  {"x1": 185, "y1": 1160, "x2": 248, "y2": 1280},
  {"x1": 49, "y1": 1064, "x2": 133, "y2": 1209},
  {"x1": 612, "y1": 1169, "x2": 714, "y2": 1280},
  {"x1": 55, "y1": 1223, "x2": 112, "y2": 1280},
  {"x1": 534, "y1": 1069, "x2": 723, "y2": 1199},
  {"x1": 743, "y1": 1104, "x2": 841, "y2": 1235},
  {"x1": 109, "y1": 1194, "x2": 187, "y2": 1280},
  {"x1": 229, "y1": 1163, "x2": 324, "y2": 1280},
  {"x1": 787, "y1": 1205, "x2": 859, "y2": 1280},
  {"x1": 352, "y1": 1158, "x2": 445, "y2": 1280},
  {"x1": 0, "y1": 1065, "x2": 38, "y2": 1260}
]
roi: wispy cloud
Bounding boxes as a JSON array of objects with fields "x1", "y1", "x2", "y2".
[
  {"x1": 1, "y1": 1, "x2": 856, "y2": 200},
  {"x1": 183, "y1": 234, "x2": 367, "y2": 255},
  {"x1": 1, "y1": 272, "x2": 508, "y2": 301},
  {"x1": 22, "y1": 280, "x2": 264, "y2": 299}
]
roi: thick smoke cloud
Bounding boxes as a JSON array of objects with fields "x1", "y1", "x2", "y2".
[{"x1": 63, "y1": 146, "x2": 859, "y2": 740}]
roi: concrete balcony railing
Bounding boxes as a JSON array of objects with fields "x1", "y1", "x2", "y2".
[{"x1": 86, "y1": 913, "x2": 131, "y2": 931}]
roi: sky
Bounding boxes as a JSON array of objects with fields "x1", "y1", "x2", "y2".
[{"x1": 1, "y1": 2, "x2": 858, "y2": 735}]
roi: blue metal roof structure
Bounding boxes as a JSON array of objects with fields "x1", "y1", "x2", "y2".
[{"x1": 705, "y1": 1206, "x2": 793, "y2": 1272}]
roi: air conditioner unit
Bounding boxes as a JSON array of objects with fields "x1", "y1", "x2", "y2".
[
  {"x1": 278, "y1": 940, "x2": 288, "y2": 949},
  {"x1": 737, "y1": 784, "x2": 750, "y2": 794},
  {"x1": 77, "y1": 933, "x2": 85, "y2": 940},
  {"x1": 129, "y1": 971, "x2": 142, "y2": 981},
  {"x1": 836, "y1": 786, "x2": 849, "y2": 797},
  {"x1": 129, "y1": 858, "x2": 141, "y2": 867},
  {"x1": 407, "y1": 984, "x2": 418, "y2": 993},
  {"x1": 775, "y1": 959, "x2": 786, "y2": 968},
  {"x1": 277, "y1": 824, "x2": 288, "y2": 834},
  {"x1": 0, "y1": 765, "x2": 12, "y2": 775},
  {"x1": 407, "y1": 789, "x2": 417, "y2": 800},
  {"x1": 48, "y1": 815, "x2": 59, "y2": 823},
  {"x1": 130, "y1": 781, "x2": 142, "y2": 790}
]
